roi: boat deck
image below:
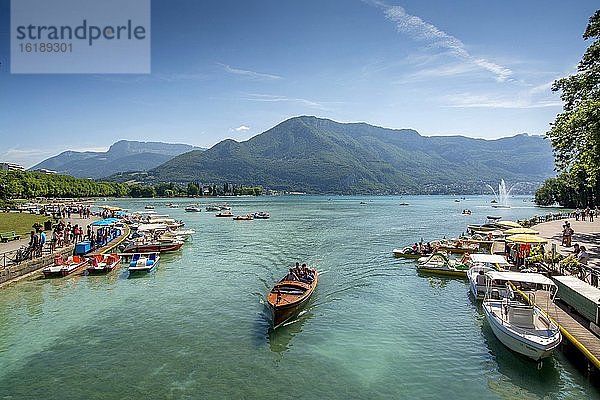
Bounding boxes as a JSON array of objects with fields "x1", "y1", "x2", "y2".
[{"x1": 534, "y1": 290, "x2": 600, "y2": 370}]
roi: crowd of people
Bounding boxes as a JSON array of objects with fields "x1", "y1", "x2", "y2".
[
  {"x1": 571, "y1": 206, "x2": 598, "y2": 222},
  {"x1": 283, "y1": 262, "x2": 316, "y2": 284},
  {"x1": 28, "y1": 221, "x2": 88, "y2": 258},
  {"x1": 43, "y1": 204, "x2": 93, "y2": 220}
]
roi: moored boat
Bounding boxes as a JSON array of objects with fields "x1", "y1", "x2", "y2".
[
  {"x1": 216, "y1": 211, "x2": 233, "y2": 217},
  {"x1": 43, "y1": 254, "x2": 88, "y2": 278},
  {"x1": 436, "y1": 240, "x2": 479, "y2": 254},
  {"x1": 233, "y1": 214, "x2": 254, "y2": 220},
  {"x1": 184, "y1": 205, "x2": 201, "y2": 212},
  {"x1": 466, "y1": 254, "x2": 511, "y2": 299},
  {"x1": 128, "y1": 253, "x2": 160, "y2": 274},
  {"x1": 122, "y1": 240, "x2": 184, "y2": 254},
  {"x1": 392, "y1": 246, "x2": 429, "y2": 259},
  {"x1": 253, "y1": 211, "x2": 270, "y2": 219},
  {"x1": 482, "y1": 271, "x2": 562, "y2": 362},
  {"x1": 416, "y1": 252, "x2": 469, "y2": 277},
  {"x1": 86, "y1": 253, "x2": 121, "y2": 274},
  {"x1": 267, "y1": 266, "x2": 318, "y2": 328}
]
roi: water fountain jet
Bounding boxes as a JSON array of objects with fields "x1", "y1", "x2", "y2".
[{"x1": 486, "y1": 179, "x2": 517, "y2": 208}]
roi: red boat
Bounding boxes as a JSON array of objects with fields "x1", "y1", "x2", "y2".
[
  {"x1": 86, "y1": 253, "x2": 121, "y2": 274},
  {"x1": 43, "y1": 255, "x2": 88, "y2": 278},
  {"x1": 122, "y1": 240, "x2": 183, "y2": 254}
]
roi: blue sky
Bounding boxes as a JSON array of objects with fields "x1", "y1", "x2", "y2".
[{"x1": 0, "y1": 0, "x2": 598, "y2": 167}]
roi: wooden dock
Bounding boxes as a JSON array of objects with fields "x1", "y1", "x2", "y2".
[{"x1": 533, "y1": 290, "x2": 600, "y2": 370}]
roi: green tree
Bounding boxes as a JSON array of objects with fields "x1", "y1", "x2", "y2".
[
  {"x1": 187, "y1": 182, "x2": 199, "y2": 196},
  {"x1": 543, "y1": 10, "x2": 600, "y2": 206}
]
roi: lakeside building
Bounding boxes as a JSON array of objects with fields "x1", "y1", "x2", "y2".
[
  {"x1": 0, "y1": 162, "x2": 25, "y2": 171},
  {"x1": 31, "y1": 168, "x2": 57, "y2": 175}
]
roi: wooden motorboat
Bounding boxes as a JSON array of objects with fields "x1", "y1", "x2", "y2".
[
  {"x1": 86, "y1": 253, "x2": 121, "y2": 274},
  {"x1": 43, "y1": 254, "x2": 88, "y2": 278},
  {"x1": 416, "y1": 252, "x2": 469, "y2": 277},
  {"x1": 482, "y1": 271, "x2": 561, "y2": 362},
  {"x1": 128, "y1": 253, "x2": 160, "y2": 273},
  {"x1": 267, "y1": 268, "x2": 318, "y2": 328},
  {"x1": 122, "y1": 240, "x2": 183, "y2": 254}
]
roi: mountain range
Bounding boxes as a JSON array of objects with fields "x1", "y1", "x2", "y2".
[
  {"x1": 31, "y1": 140, "x2": 202, "y2": 179},
  {"x1": 112, "y1": 116, "x2": 555, "y2": 194}
]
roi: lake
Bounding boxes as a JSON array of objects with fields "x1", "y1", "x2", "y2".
[{"x1": 0, "y1": 195, "x2": 597, "y2": 399}]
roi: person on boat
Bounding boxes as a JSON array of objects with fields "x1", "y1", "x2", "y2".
[{"x1": 285, "y1": 268, "x2": 298, "y2": 281}]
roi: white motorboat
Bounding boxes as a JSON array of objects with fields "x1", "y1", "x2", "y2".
[
  {"x1": 482, "y1": 271, "x2": 562, "y2": 362},
  {"x1": 128, "y1": 253, "x2": 160, "y2": 273},
  {"x1": 466, "y1": 254, "x2": 511, "y2": 299}
]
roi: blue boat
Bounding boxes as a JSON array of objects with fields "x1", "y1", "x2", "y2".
[{"x1": 128, "y1": 253, "x2": 160, "y2": 274}]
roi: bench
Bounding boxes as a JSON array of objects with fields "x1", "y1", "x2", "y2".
[{"x1": 0, "y1": 231, "x2": 21, "y2": 243}]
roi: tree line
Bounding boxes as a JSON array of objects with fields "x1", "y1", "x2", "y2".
[
  {"x1": 0, "y1": 170, "x2": 262, "y2": 202},
  {"x1": 535, "y1": 10, "x2": 600, "y2": 208}
]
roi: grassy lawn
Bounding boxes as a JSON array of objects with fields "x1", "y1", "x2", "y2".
[{"x1": 0, "y1": 212, "x2": 50, "y2": 236}]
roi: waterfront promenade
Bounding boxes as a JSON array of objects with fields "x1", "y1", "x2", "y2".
[
  {"x1": 0, "y1": 214, "x2": 99, "y2": 255},
  {"x1": 535, "y1": 217, "x2": 600, "y2": 270}
]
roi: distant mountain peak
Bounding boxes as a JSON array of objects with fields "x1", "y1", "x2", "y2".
[
  {"x1": 143, "y1": 116, "x2": 554, "y2": 194},
  {"x1": 30, "y1": 140, "x2": 202, "y2": 179}
]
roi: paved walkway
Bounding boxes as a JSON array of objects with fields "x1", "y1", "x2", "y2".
[
  {"x1": 0, "y1": 215, "x2": 99, "y2": 255},
  {"x1": 534, "y1": 218, "x2": 600, "y2": 269}
]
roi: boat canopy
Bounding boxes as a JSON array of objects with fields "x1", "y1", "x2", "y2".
[
  {"x1": 147, "y1": 214, "x2": 170, "y2": 219},
  {"x1": 469, "y1": 254, "x2": 510, "y2": 265},
  {"x1": 91, "y1": 218, "x2": 119, "y2": 226},
  {"x1": 485, "y1": 271, "x2": 556, "y2": 287},
  {"x1": 137, "y1": 223, "x2": 169, "y2": 232},
  {"x1": 146, "y1": 217, "x2": 177, "y2": 224}
]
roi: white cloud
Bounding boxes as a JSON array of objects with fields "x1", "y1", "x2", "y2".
[
  {"x1": 372, "y1": 2, "x2": 513, "y2": 82},
  {"x1": 241, "y1": 93, "x2": 326, "y2": 109},
  {"x1": 442, "y1": 93, "x2": 561, "y2": 109},
  {"x1": 234, "y1": 125, "x2": 250, "y2": 132},
  {"x1": 218, "y1": 63, "x2": 282, "y2": 80}
]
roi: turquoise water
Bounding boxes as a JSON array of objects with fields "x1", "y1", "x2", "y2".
[{"x1": 0, "y1": 195, "x2": 597, "y2": 399}]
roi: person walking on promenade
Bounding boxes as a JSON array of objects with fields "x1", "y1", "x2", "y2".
[
  {"x1": 563, "y1": 222, "x2": 574, "y2": 247},
  {"x1": 590, "y1": 207, "x2": 595, "y2": 222}
]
